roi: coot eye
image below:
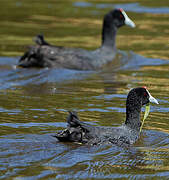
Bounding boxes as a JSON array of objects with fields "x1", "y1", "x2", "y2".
[
  {"x1": 120, "y1": 14, "x2": 123, "y2": 19},
  {"x1": 144, "y1": 92, "x2": 147, "y2": 96}
]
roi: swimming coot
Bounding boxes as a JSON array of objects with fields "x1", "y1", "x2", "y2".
[
  {"x1": 18, "y1": 9, "x2": 135, "y2": 70},
  {"x1": 54, "y1": 87, "x2": 158, "y2": 146}
]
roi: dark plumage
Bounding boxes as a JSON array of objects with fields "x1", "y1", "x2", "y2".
[
  {"x1": 54, "y1": 87, "x2": 159, "y2": 146},
  {"x1": 18, "y1": 9, "x2": 135, "y2": 70}
]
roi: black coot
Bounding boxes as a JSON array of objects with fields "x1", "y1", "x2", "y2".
[
  {"x1": 18, "y1": 9, "x2": 135, "y2": 70},
  {"x1": 54, "y1": 87, "x2": 159, "y2": 146}
]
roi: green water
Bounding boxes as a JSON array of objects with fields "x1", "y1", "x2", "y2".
[
  {"x1": 0, "y1": 0, "x2": 169, "y2": 179},
  {"x1": 0, "y1": 0, "x2": 168, "y2": 59}
]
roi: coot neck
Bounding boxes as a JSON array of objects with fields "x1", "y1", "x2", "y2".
[
  {"x1": 125, "y1": 97, "x2": 142, "y2": 131},
  {"x1": 101, "y1": 20, "x2": 117, "y2": 50}
]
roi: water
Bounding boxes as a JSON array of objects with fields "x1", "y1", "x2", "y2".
[{"x1": 0, "y1": 0, "x2": 169, "y2": 179}]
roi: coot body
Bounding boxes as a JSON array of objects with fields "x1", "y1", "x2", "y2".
[
  {"x1": 18, "y1": 9, "x2": 135, "y2": 70},
  {"x1": 54, "y1": 87, "x2": 159, "y2": 146}
]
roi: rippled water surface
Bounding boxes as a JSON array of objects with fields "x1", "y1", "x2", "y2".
[{"x1": 0, "y1": 0, "x2": 169, "y2": 179}]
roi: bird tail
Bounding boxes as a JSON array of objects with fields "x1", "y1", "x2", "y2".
[
  {"x1": 34, "y1": 34, "x2": 50, "y2": 46},
  {"x1": 53, "y1": 111, "x2": 90, "y2": 143}
]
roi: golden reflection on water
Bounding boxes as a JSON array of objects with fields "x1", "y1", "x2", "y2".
[
  {"x1": 136, "y1": 165, "x2": 169, "y2": 171},
  {"x1": 146, "y1": 126, "x2": 169, "y2": 134},
  {"x1": 31, "y1": 15, "x2": 102, "y2": 27},
  {"x1": 0, "y1": 0, "x2": 168, "y2": 60}
]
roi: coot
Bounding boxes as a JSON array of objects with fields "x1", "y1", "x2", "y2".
[
  {"x1": 54, "y1": 87, "x2": 159, "y2": 146},
  {"x1": 18, "y1": 9, "x2": 135, "y2": 70}
]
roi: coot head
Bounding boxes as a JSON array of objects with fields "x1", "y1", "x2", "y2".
[
  {"x1": 127, "y1": 87, "x2": 159, "y2": 106},
  {"x1": 104, "y1": 8, "x2": 135, "y2": 29},
  {"x1": 102, "y1": 9, "x2": 135, "y2": 48},
  {"x1": 125, "y1": 87, "x2": 158, "y2": 131}
]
